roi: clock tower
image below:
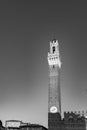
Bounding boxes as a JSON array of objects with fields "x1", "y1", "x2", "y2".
[{"x1": 47, "y1": 39, "x2": 62, "y2": 130}]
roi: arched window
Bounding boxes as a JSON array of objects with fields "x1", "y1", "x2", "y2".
[{"x1": 53, "y1": 46, "x2": 55, "y2": 53}]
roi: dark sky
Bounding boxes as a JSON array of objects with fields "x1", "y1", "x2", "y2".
[{"x1": 0, "y1": 0, "x2": 87, "y2": 128}]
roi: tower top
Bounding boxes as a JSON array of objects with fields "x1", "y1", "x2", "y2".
[
  {"x1": 47, "y1": 39, "x2": 61, "y2": 68},
  {"x1": 51, "y1": 38, "x2": 57, "y2": 43}
]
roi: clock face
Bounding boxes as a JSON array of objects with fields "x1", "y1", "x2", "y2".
[{"x1": 50, "y1": 106, "x2": 57, "y2": 113}]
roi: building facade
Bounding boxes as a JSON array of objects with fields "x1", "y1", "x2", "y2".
[
  {"x1": 64, "y1": 111, "x2": 86, "y2": 130},
  {"x1": 5, "y1": 120, "x2": 47, "y2": 130},
  {"x1": 5, "y1": 120, "x2": 22, "y2": 130}
]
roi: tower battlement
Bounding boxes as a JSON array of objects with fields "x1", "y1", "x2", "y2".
[
  {"x1": 63, "y1": 111, "x2": 86, "y2": 124},
  {"x1": 64, "y1": 111, "x2": 87, "y2": 117}
]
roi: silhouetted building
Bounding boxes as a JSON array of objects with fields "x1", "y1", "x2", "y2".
[
  {"x1": 64, "y1": 111, "x2": 86, "y2": 130},
  {"x1": 0, "y1": 120, "x2": 5, "y2": 130}
]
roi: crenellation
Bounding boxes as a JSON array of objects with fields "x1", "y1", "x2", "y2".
[
  {"x1": 63, "y1": 111, "x2": 86, "y2": 123},
  {"x1": 64, "y1": 111, "x2": 87, "y2": 116}
]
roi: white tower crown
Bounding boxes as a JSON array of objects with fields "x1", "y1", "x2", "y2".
[{"x1": 48, "y1": 39, "x2": 61, "y2": 68}]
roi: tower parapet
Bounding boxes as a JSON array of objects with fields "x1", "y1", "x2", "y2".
[{"x1": 64, "y1": 111, "x2": 86, "y2": 122}]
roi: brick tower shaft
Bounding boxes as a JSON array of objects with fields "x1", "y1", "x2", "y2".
[
  {"x1": 48, "y1": 39, "x2": 61, "y2": 114},
  {"x1": 48, "y1": 39, "x2": 62, "y2": 130}
]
